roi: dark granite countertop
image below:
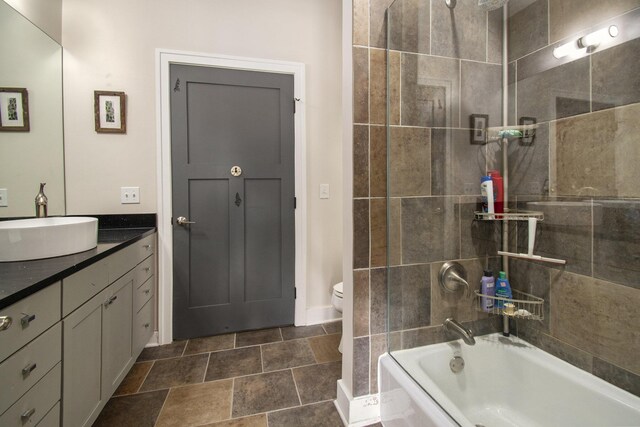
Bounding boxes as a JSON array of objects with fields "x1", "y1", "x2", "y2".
[{"x1": 0, "y1": 227, "x2": 155, "y2": 310}]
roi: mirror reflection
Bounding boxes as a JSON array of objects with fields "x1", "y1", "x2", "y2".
[{"x1": 0, "y1": 0, "x2": 64, "y2": 217}]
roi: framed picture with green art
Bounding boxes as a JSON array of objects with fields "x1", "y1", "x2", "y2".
[
  {"x1": 94, "y1": 90, "x2": 126, "y2": 133},
  {"x1": 0, "y1": 87, "x2": 29, "y2": 132}
]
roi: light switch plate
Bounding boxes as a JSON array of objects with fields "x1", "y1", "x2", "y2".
[
  {"x1": 120, "y1": 187, "x2": 140, "y2": 204},
  {"x1": 319, "y1": 184, "x2": 330, "y2": 199},
  {"x1": 0, "y1": 189, "x2": 7, "y2": 207}
]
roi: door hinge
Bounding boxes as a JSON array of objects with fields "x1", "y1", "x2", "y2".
[
  {"x1": 293, "y1": 98, "x2": 296, "y2": 114},
  {"x1": 294, "y1": 197, "x2": 297, "y2": 209},
  {"x1": 294, "y1": 287, "x2": 297, "y2": 299}
]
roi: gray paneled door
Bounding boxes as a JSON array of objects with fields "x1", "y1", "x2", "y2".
[{"x1": 170, "y1": 64, "x2": 295, "y2": 339}]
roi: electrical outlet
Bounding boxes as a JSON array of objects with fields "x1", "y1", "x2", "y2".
[
  {"x1": 0, "y1": 189, "x2": 7, "y2": 207},
  {"x1": 319, "y1": 184, "x2": 330, "y2": 199},
  {"x1": 120, "y1": 187, "x2": 140, "y2": 204}
]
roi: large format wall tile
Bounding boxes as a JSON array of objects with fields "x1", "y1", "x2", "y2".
[
  {"x1": 508, "y1": 258, "x2": 551, "y2": 331},
  {"x1": 550, "y1": 271, "x2": 640, "y2": 375},
  {"x1": 461, "y1": 61, "x2": 503, "y2": 129},
  {"x1": 388, "y1": 264, "x2": 431, "y2": 331},
  {"x1": 592, "y1": 38, "x2": 640, "y2": 111},
  {"x1": 592, "y1": 357, "x2": 640, "y2": 397},
  {"x1": 388, "y1": 198, "x2": 402, "y2": 266},
  {"x1": 507, "y1": 122, "x2": 549, "y2": 196},
  {"x1": 353, "y1": 199, "x2": 370, "y2": 269},
  {"x1": 370, "y1": 48, "x2": 387, "y2": 125},
  {"x1": 401, "y1": 197, "x2": 460, "y2": 264},
  {"x1": 401, "y1": 53, "x2": 460, "y2": 128},
  {"x1": 431, "y1": 0, "x2": 487, "y2": 61},
  {"x1": 353, "y1": 125, "x2": 369, "y2": 198},
  {"x1": 593, "y1": 199, "x2": 640, "y2": 289},
  {"x1": 388, "y1": 50, "x2": 401, "y2": 125},
  {"x1": 370, "y1": 198, "x2": 387, "y2": 267},
  {"x1": 488, "y1": 7, "x2": 504, "y2": 64},
  {"x1": 508, "y1": 0, "x2": 548, "y2": 61},
  {"x1": 387, "y1": 0, "x2": 430, "y2": 54},
  {"x1": 353, "y1": 0, "x2": 369, "y2": 46},
  {"x1": 548, "y1": 0, "x2": 640, "y2": 43},
  {"x1": 389, "y1": 126, "x2": 431, "y2": 196},
  {"x1": 353, "y1": 47, "x2": 369, "y2": 124},
  {"x1": 370, "y1": 125, "x2": 387, "y2": 197},
  {"x1": 370, "y1": 0, "x2": 396, "y2": 49},
  {"x1": 431, "y1": 129, "x2": 488, "y2": 196},
  {"x1": 459, "y1": 197, "x2": 500, "y2": 259},
  {"x1": 353, "y1": 337, "x2": 370, "y2": 396},
  {"x1": 370, "y1": 334, "x2": 387, "y2": 393},
  {"x1": 517, "y1": 57, "x2": 590, "y2": 122},
  {"x1": 370, "y1": 268, "x2": 388, "y2": 335},
  {"x1": 551, "y1": 104, "x2": 640, "y2": 198},
  {"x1": 516, "y1": 326, "x2": 593, "y2": 372},
  {"x1": 354, "y1": 270, "x2": 370, "y2": 338}
]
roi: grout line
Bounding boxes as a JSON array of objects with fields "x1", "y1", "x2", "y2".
[
  {"x1": 233, "y1": 333, "x2": 237, "y2": 349},
  {"x1": 260, "y1": 345, "x2": 265, "y2": 373},
  {"x1": 202, "y1": 353, "x2": 211, "y2": 383},
  {"x1": 291, "y1": 368, "x2": 303, "y2": 406},
  {"x1": 137, "y1": 360, "x2": 155, "y2": 394},
  {"x1": 229, "y1": 378, "x2": 235, "y2": 422},
  {"x1": 181, "y1": 341, "x2": 188, "y2": 357},
  {"x1": 152, "y1": 387, "x2": 171, "y2": 427}
]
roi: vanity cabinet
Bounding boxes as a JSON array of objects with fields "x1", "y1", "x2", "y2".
[{"x1": 62, "y1": 233, "x2": 155, "y2": 427}]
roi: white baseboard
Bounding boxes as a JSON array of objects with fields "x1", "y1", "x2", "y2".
[
  {"x1": 335, "y1": 379, "x2": 380, "y2": 427},
  {"x1": 145, "y1": 331, "x2": 159, "y2": 348},
  {"x1": 306, "y1": 305, "x2": 342, "y2": 325}
]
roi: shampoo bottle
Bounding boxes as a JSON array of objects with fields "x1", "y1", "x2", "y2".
[
  {"x1": 481, "y1": 270, "x2": 495, "y2": 312},
  {"x1": 488, "y1": 170, "x2": 504, "y2": 214},
  {"x1": 480, "y1": 176, "x2": 494, "y2": 214},
  {"x1": 495, "y1": 271, "x2": 512, "y2": 309}
]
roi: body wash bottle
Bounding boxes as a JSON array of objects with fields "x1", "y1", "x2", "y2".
[
  {"x1": 495, "y1": 271, "x2": 512, "y2": 309},
  {"x1": 481, "y1": 270, "x2": 495, "y2": 312}
]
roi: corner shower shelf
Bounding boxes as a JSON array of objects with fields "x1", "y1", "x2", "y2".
[{"x1": 474, "y1": 289, "x2": 544, "y2": 321}]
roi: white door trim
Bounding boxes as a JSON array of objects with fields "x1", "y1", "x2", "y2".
[{"x1": 155, "y1": 49, "x2": 307, "y2": 345}]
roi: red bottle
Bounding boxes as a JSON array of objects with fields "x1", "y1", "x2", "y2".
[{"x1": 488, "y1": 170, "x2": 504, "y2": 214}]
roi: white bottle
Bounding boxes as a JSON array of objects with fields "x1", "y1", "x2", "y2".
[{"x1": 480, "y1": 176, "x2": 494, "y2": 216}]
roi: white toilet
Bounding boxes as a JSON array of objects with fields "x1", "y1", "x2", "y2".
[{"x1": 331, "y1": 282, "x2": 344, "y2": 353}]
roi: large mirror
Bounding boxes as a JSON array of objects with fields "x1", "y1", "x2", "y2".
[{"x1": 0, "y1": 0, "x2": 64, "y2": 217}]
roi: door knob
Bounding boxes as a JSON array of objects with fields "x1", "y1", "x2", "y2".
[{"x1": 176, "y1": 216, "x2": 196, "y2": 225}]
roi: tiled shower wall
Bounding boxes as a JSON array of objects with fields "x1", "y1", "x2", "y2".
[
  {"x1": 351, "y1": 0, "x2": 505, "y2": 398},
  {"x1": 506, "y1": 0, "x2": 640, "y2": 396}
]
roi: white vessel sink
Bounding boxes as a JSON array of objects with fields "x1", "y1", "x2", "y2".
[{"x1": 0, "y1": 217, "x2": 98, "y2": 262}]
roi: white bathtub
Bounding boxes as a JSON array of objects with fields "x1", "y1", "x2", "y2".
[{"x1": 379, "y1": 333, "x2": 640, "y2": 427}]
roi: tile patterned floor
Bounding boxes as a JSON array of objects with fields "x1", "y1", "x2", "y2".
[{"x1": 93, "y1": 322, "x2": 370, "y2": 427}]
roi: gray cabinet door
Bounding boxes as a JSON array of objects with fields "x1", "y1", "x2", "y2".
[
  {"x1": 63, "y1": 293, "x2": 103, "y2": 427},
  {"x1": 101, "y1": 271, "x2": 134, "y2": 398},
  {"x1": 170, "y1": 64, "x2": 296, "y2": 339}
]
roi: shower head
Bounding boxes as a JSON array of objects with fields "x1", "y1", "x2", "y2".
[{"x1": 478, "y1": 0, "x2": 509, "y2": 11}]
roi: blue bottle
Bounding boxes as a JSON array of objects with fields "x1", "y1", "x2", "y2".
[{"x1": 495, "y1": 271, "x2": 512, "y2": 309}]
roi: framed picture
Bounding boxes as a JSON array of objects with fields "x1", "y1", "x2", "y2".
[
  {"x1": 519, "y1": 116, "x2": 536, "y2": 144},
  {"x1": 0, "y1": 88, "x2": 29, "y2": 132},
  {"x1": 94, "y1": 90, "x2": 126, "y2": 133},
  {"x1": 470, "y1": 114, "x2": 489, "y2": 144}
]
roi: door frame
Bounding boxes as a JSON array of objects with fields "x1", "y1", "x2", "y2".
[{"x1": 155, "y1": 49, "x2": 307, "y2": 345}]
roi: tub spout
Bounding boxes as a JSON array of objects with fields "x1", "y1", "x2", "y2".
[{"x1": 444, "y1": 318, "x2": 476, "y2": 345}]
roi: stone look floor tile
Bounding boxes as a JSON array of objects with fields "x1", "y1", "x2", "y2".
[
  {"x1": 292, "y1": 361, "x2": 342, "y2": 404},
  {"x1": 205, "y1": 346, "x2": 262, "y2": 382},
  {"x1": 184, "y1": 334, "x2": 235, "y2": 355},
  {"x1": 236, "y1": 328, "x2": 282, "y2": 347},
  {"x1": 139, "y1": 353, "x2": 209, "y2": 392},
  {"x1": 322, "y1": 321, "x2": 342, "y2": 335},
  {"x1": 155, "y1": 380, "x2": 233, "y2": 427},
  {"x1": 308, "y1": 334, "x2": 342, "y2": 363},
  {"x1": 93, "y1": 389, "x2": 168, "y2": 427},
  {"x1": 137, "y1": 340, "x2": 186, "y2": 361},
  {"x1": 202, "y1": 414, "x2": 268, "y2": 427},
  {"x1": 280, "y1": 325, "x2": 326, "y2": 340},
  {"x1": 267, "y1": 401, "x2": 344, "y2": 427},
  {"x1": 114, "y1": 361, "x2": 153, "y2": 396},
  {"x1": 232, "y1": 370, "x2": 300, "y2": 418},
  {"x1": 261, "y1": 339, "x2": 316, "y2": 372}
]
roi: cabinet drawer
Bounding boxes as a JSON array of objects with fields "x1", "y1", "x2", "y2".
[
  {"x1": 62, "y1": 260, "x2": 108, "y2": 317},
  {"x1": 0, "y1": 322, "x2": 61, "y2": 414},
  {"x1": 0, "y1": 283, "x2": 61, "y2": 362},
  {"x1": 134, "y1": 276, "x2": 154, "y2": 313},
  {"x1": 107, "y1": 234, "x2": 155, "y2": 283},
  {"x1": 133, "y1": 298, "x2": 154, "y2": 357},
  {"x1": 134, "y1": 255, "x2": 154, "y2": 289},
  {"x1": 0, "y1": 362, "x2": 61, "y2": 427},
  {"x1": 36, "y1": 401, "x2": 60, "y2": 427}
]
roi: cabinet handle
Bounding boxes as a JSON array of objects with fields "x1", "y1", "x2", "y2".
[
  {"x1": 21, "y1": 314, "x2": 36, "y2": 328},
  {"x1": 22, "y1": 362, "x2": 37, "y2": 377},
  {"x1": 143, "y1": 244, "x2": 151, "y2": 249},
  {"x1": 21, "y1": 408, "x2": 36, "y2": 421},
  {"x1": 0, "y1": 316, "x2": 12, "y2": 331},
  {"x1": 103, "y1": 295, "x2": 118, "y2": 307}
]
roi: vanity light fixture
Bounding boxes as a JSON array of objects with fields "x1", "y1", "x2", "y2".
[{"x1": 553, "y1": 25, "x2": 619, "y2": 59}]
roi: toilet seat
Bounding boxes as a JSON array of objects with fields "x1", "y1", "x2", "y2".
[{"x1": 333, "y1": 282, "x2": 343, "y2": 296}]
